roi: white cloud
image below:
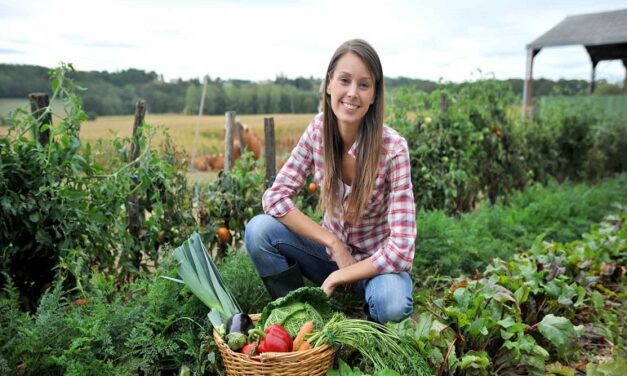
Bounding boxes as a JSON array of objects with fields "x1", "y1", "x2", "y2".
[{"x1": 1, "y1": 0, "x2": 625, "y2": 83}]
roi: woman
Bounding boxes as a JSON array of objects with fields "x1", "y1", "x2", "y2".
[{"x1": 245, "y1": 39, "x2": 415, "y2": 323}]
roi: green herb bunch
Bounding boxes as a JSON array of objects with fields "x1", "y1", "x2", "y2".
[{"x1": 308, "y1": 313, "x2": 431, "y2": 376}]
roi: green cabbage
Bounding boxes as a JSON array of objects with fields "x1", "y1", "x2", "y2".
[{"x1": 258, "y1": 287, "x2": 334, "y2": 336}]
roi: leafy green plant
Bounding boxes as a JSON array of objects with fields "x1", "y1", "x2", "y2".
[
  {"x1": 195, "y1": 153, "x2": 265, "y2": 258},
  {"x1": 402, "y1": 209, "x2": 626, "y2": 375},
  {"x1": 388, "y1": 79, "x2": 625, "y2": 215},
  {"x1": 327, "y1": 359, "x2": 402, "y2": 376},
  {"x1": 308, "y1": 313, "x2": 431, "y2": 375},
  {"x1": 388, "y1": 80, "x2": 527, "y2": 214},
  {"x1": 216, "y1": 247, "x2": 270, "y2": 315},
  {"x1": 0, "y1": 254, "x2": 222, "y2": 376}
]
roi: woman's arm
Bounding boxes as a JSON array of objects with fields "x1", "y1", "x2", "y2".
[
  {"x1": 321, "y1": 259, "x2": 378, "y2": 297},
  {"x1": 281, "y1": 206, "x2": 376, "y2": 297},
  {"x1": 277, "y1": 208, "x2": 356, "y2": 269}
]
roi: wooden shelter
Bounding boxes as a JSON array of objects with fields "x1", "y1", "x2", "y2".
[{"x1": 523, "y1": 8, "x2": 627, "y2": 116}]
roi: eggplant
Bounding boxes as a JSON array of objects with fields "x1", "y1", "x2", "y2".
[
  {"x1": 226, "y1": 313, "x2": 254, "y2": 335},
  {"x1": 225, "y1": 313, "x2": 254, "y2": 351}
]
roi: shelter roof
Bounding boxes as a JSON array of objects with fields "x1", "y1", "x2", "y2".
[{"x1": 527, "y1": 8, "x2": 627, "y2": 50}]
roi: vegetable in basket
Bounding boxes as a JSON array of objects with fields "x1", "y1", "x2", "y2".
[
  {"x1": 259, "y1": 324, "x2": 293, "y2": 352},
  {"x1": 225, "y1": 313, "x2": 254, "y2": 350},
  {"x1": 293, "y1": 321, "x2": 314, "y2": 350},
  {"x1": 258, "y1": 286, "x2": 333, "y2": 336},
  {"x1": 162, "y1": 232, "x2": 243, "y2": 329},
  {"x1": 244, "y1": 323, "x2": 293, "y2": 355}
]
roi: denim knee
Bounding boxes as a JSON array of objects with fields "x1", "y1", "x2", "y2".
[
  {"x1": 244, "y1": 214, "x2": 275, "y2": 256},
  {"x1": 365, "y1": 273, "x2": 413, "y2": 323},
  {"x1": 369, "y1": 294, "x2": 413, "y2": 323},
  {"x1": 245, "y1": 214, "x2": 293, "y2": 277}
]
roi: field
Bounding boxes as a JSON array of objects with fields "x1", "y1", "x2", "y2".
[
  {"x1": 1, "y1": 110, "x2": 314, "y2": 184},
  {"x1": 0, "y1": 98, "x2": 66, "y2": 120},
  {"x1": 1, "y1": 110, "x2": 314, "y2": 182},
  {"x1": 79, "y1": 113, "x2": 313, "y2": 157}
]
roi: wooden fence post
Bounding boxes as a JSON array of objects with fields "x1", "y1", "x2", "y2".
[
  {"x1": 236, "y1": 121, "x2": 245, "y2": 157},
  {"x1": 264, "y1": 117, "x2": 276, "y2": 185},
  {"x1": 224, "y1": 111, "x2": 236, "y2": 172},
  {"x1": 28, "y1": 93, "x2": 51, "y2": 146},
  {"x1": 440, "y1": 94, "x2": 448, "y2": 113},
  {"x1": 131, "y1": 100, "x2": 146, "y2": 165},
  {"x1": 128, "y1": 100, "x2": 146, "y2": 270}
]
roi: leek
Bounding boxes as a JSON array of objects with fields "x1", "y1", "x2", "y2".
[{"x1": 163, "y1": 232, "x2": 241, "y2": 327}]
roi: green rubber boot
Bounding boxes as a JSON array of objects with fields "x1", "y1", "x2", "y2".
[{"x1": 261, "y1": 263, "x2": 304, "y2": 300}]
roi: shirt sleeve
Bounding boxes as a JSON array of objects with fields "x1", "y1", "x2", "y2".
[
  {"x1": 369, "y1": 137, "x2": 416, "y2": 273},
  {"x1": 262, "y1": 116, "x2": 317, "y2": 217}
]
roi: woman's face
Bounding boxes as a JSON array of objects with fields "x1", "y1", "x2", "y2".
[{"x1": 327, "y1": 52, "x2": 376, "y2": 129}]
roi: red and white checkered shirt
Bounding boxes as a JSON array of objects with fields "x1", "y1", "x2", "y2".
[{"x1": 262, "y1": 113, "x2": 416, "y2": 274}]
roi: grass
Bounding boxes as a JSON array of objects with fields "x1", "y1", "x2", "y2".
[{"x1": 413, "y1": 174, "x2": 627, "y2": 277}]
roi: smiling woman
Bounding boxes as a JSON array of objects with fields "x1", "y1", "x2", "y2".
[{"x1": 245, "y1": 39, "x2": 417, "y2": 326}]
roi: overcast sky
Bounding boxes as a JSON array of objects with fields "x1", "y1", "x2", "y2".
[{"x1": 1, "y1": 0, "x2": 626, "y2": 83}]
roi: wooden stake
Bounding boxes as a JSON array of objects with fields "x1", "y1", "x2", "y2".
[
  {"x1": 264, "y1": 117, "x2": 276, "y2": 185},
  {"x1": 225, "y1": 111, "x2": 236, "y2": 172},
  {"x1": 28, "y1": 93, "x2": 51, "y2": 146}
]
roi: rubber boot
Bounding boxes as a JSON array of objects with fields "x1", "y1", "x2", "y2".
[{"x1": 261, "y1": 263, "x2": 304, "y2": 300}]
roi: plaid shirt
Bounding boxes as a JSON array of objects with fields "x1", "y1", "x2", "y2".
[{"x1": 262, "y1": 113, "x2": 416, "y2": 274}]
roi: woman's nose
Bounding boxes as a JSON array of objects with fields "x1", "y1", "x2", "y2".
[{"x1": 347, "y1": 83, "x2": 358, "y2": 97}]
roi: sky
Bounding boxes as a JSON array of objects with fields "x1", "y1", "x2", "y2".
[{"x1": 1, "y1": 0, "x2": 626, "y2": 83}]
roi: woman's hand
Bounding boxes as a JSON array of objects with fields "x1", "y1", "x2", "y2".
[
  {"x1": 329, "y1": 236, "x2": 356, "y2": 269},
  {"x1": 322, "y1": 260, "x2": 380, "y2": 297},
  {"x1": 321, "y1": 270, "x2": 341, "y2": 297}
]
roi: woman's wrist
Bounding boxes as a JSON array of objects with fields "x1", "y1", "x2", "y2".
[{"x1": 325, "y1": 231, "x2": 341, "y2": 250}]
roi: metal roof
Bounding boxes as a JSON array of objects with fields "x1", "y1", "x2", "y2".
[{"x1": 527, "y1": 8, "x2": 627, "y2": 50}]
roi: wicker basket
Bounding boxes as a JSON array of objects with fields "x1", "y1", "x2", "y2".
[{"x1": 213, "y1": 314, "x2": 336, "y2": 376}]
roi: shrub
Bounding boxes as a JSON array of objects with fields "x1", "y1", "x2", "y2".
[{"x1": 0, "y1": 65, "x2": 194, "y2": 309}]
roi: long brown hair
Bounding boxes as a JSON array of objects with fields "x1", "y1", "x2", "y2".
[{"x1": 320, "y1": 39, "x2": 384, "y2": 223}]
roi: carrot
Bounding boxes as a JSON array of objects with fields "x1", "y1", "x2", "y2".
[
  {"x1": 297, "y1": 341, "x2": 311, "y2": 351},
  {"x1": 292, "y1": 321, "x2": 314, "y2": 351}
]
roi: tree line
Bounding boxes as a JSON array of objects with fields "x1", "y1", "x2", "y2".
[{"x1": 0, "y1": 64, "x2": 623, "y2": 118}]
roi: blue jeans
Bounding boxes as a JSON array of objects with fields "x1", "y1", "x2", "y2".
[{"x1": 244, "y1": 214, "x2": 413, "y2": 323}]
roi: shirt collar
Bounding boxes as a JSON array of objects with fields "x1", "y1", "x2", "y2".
[{"x1": 347, "y1": 137, "x2": 359, "y2": 158}]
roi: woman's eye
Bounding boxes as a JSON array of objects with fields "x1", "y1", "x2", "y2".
[
  {"x1": 340, "y1": 78, "x2": 349, "y2": 84},
  {"x1": 360, "y1": 83, "x2": 370, "y2": 89}
]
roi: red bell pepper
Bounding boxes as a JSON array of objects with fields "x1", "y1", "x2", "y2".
[
  {"x1": 247, "y1": 324, "x2": 293, "y2": 353},
  {"x1": 258, "y1": 324, "x2": 293, "y2": 353}
]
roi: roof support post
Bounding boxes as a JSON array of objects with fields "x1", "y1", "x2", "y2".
[
  {"x1": 589, "y1": 59, "x2": 598, "y2": 94},
  {"x1": 522, "y1": 48, "x2": 540, "y2": 119},
  {"x1": 623, "y1": 59, "x2": 627, "y2": 93}
]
